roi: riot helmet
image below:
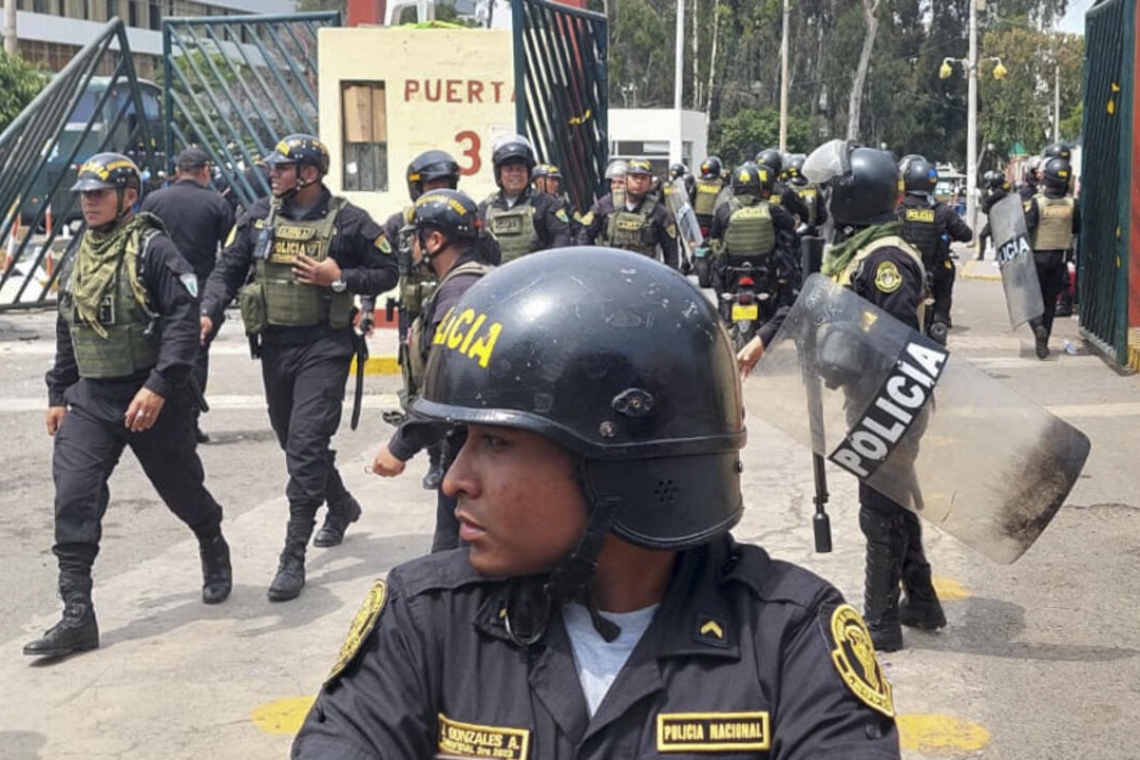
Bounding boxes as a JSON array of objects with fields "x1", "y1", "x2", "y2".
[
  {"x1": 699, "y1": 156, "x2": 723, "y2": 180},
  {"x1": 1043, "y1": 142, "x2": 1072, "y2": 161},
  {"x1": 407, "y1": 150, "x2": 460, "y2": 201},
  {"x1": 804, "y1": 139, "x2": 900, "y2": 227},
  {"x1": 412, "y1": 247, "x2": 744, "y2": 557},
  {"x1": 755, "y1": 148, "x2": 783, "y2": 177},
  {"x1": 605, "y1": 159, "x2": 628, "y2": 180},
  {"x1": 626, "y1": 158, "x2": 653, "y2": 177},
  {"x1": 71, "y1": 152, "x2": 143, "y2": 225},
  {"x1": 784, "y1": 154, "x2": 807, "y2": 184},
  {"x1": 898, "y1": 154, "x2": 925, "y2": 176},
  {"x1": 982, "y1": 170, "x2": 1010, "y2": 193},
  {"x1": 1024, "y1": 155, "x2": 1042, "y2": 183},
  {"x1": 531, "y1": 163, "x2": 563, "y2": 195},
  {"x1": 492, "y1": 135, "x2": 537, "y2": 187},
  {"x1": 1041, "y1": 157, "x2": 1072, "y2": 191},
  {"x1": 670, "y1": 162, "x2": 687, "y2": 181},
  {"x1": 265, "y1": 134, "x2": 330, "y2": 176},
  {"x1": 902, "y1": 158, "x2": 938, "y2": 195},
  {"x1": 410, "y1": 188, "x2": 481, "y2": 268},
  {"x1": 730, "y1": 161, "x2": 773, "y2": 197}
]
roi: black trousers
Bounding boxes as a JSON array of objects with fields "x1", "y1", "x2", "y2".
[
  {"x1": 1032, "y1": 251, "x2": 1068, "y2": 336},
  {"x1": 930, "y1": 258, "x2": 956, "y2": 325},
  {"x1": 53, "y1": 378, "x2": 224, "y2": 577},
  {"x1": 260, "y1": 329, "x2": 354, "y2": 513}
]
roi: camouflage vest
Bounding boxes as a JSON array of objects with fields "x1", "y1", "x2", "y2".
[
  {"x1": 484, "y1": 196, "x2": 540, "y2": 264},
  {"x1": 256, "y1": 197, "x2": 353, "y2": 329},
  {"x1": 405, "y1": 260, "x2": 494, "y2": 400},
  {"x1": 396, "y1": 205, "x2": 437, "y2": 319},
  {"x1": 723, "y1": 196, "x2": 776, "y2": 259},
  {"x1": 693, "y1": 178, "x2": 723, "y2": 218},
  {"x1": 61, "y1": 231, "x2": 160, "y2": 379},
  {"x1": 605, "y1": 196, "x2": 658, "y2": 256},
  {"x1": 834, "y1": 235, "x2": 927, "y2": 329},
  {"x1": 1031, "y1": 195, "x2": 1074, "y2": 251}
]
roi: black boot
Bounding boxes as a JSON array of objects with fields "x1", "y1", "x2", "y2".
[
  {"x1": 268, "y1": 510, "x2": 314, "y2": 601},
  {"x1": 199, "y1": 532, "x2": 232, "y2": 604},
  {"x1": 860, "y1": 509, "x2": 904, "y2": 653},
  {"x1": 899, "y1": 515, "x2": 946, "y2": 630},
  {"x1": 24, "y1": 575, "x2": 99, "y2": 658},
  {"x1": 314, "y1": 466, "x2": 362, "y2": 548},
  {"x1": 1033, "y1": 322, "x2": 1050, "y2": 359},
  {"x1": 422, "y1": 443, "x2": 443, "y2": 491}
]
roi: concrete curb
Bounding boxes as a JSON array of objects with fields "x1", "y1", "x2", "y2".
[{"x1": 958, "y1": 258, "x2": 1002, "y2": 282}]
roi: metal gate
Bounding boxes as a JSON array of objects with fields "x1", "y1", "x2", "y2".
[
  {"x1": 513, "y1": 0, "x2": 608, "y2": 214},
  {"x1": 1079, "y1": 0, "x2": 1132, "y2": 365},
  {"x1": 162, "y1": 11, "x2": 340, "y2": 209},
  {"x1": 0, "y1": 19, "x2": 155, "y2": 310}
]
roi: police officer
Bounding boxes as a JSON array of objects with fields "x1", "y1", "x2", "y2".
[
  {"x1": 755, "y1": 148, "x2": 811, "y2": 225},
  {"x1": 1018, "y1": 155, "x2": 1042, "y2": 201},
  {"x1": 576, "y1": 160, "x2": 627, "y2": 243},
  {"x1": 784, "y1": 153, "x2": 828, "y2": 235},
  {"x1": 478, "y1": 135, "x2": 571, "y2": 262},
  {"x1": 896, "y1": 157, "x2": 972, "y2": 344},
  {"x1": 371, "y1": 189, "x2": 493, "y2": 552},
  {"x1": 200, "y1": 134, "x2": 398, "y2": 601},
  {"x1": 139, "y1": 146, "x2": 235, "y2": 443},
  {"x1": 382, "y1": 150, "x2": 463, "y2": 490},
  {"x1": 578, "y1": 158, "x2": 680, "y2": 269},
  {"x1": 1024, "y1": 157, "x2": 1080, "y2": 359},
  {"x1": 26, "y1": 154, "x2": 231, "y2": 660},
  {"x1": 293, "y1": 248, "x2": 902, "y2": 759},
  {"x1": 709, "y1": 162, "x2": 798, "y2": 329},
  {"x1": 689, "y1": 155, "x2": 724, "y2": 235},
  {"x1": 977, "y1": 170, "x2": 1012, "y2": 261},
  {"x1": 531, "y1": 163, "x2": 582, "y2": 240}
]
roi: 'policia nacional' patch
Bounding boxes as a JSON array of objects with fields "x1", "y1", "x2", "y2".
[
  {"x1": 656, "y1": 712, "x2": 770, "y2": 752},
  {"x1": 873, "y1": 261, "x2": 903, "y2": 293},
  {"x1": 327, "y1": 580, "x2": 386, "y2": 682},
  {"x1": 829, "y1": 604, "x2": 895, "y2": 717},
  {"x1": 828, "y1": 338, "x2": 948, "y2": 479},
  {"x1": 437, "y1": 714, "x2": 530, "y2": 759}
]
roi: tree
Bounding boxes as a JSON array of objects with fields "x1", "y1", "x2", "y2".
[
  {"x1": 847, "y1": 0, "x2": 882, "y2": 139},
  {"x1": 0, "y1": 52, "x2": 47, "y2": 135},
  {"x1": 708, "y1": 107, "x2": 814, "y2": 165}
]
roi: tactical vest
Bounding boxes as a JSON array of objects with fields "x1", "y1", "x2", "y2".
[
  {"x1": 796, "y1": 185, "x2": 819, "y2": 226},
  {"x1": 605, "y1": 197, "x2": 658, "y2": 256},
  {"x1": 834, "y1": 235, "x2": 927, "y2": 329},
  {"x1": 897, "y1": 201, "x2": 941, "y2": 267},
  {"x1": 693, "y1": 179, "x2": 723, "y2": 218},
  {"x1": 484, "y1": 196, "x2": 540, "y2": 263},
  {"x1": 722, "y1": 197, "x2": 776, "y2": 259},
  {"x1": 405, "y1": 260, "x2": 494, "y2": 400},
  {"x1": 61, "y1": 231, "x2": 160, "y2": 379},
  {"x1": 1031, "y1": 195, "x2": 1075, "y2": 251},
  {"x1": 256, "y1": 197, "x2": 353, "y2": 329},
  {"x1": 397, "y1": 205, "x2": 437, "y2": 319}
]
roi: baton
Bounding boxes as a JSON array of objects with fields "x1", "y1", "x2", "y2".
[{"x1": 801, "y1": 237, "x2": 832, "y2": 553}]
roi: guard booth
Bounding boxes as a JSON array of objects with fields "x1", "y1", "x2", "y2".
[{"x1": 1081, "y1": 0, "x2": 1140, "y2": 370}]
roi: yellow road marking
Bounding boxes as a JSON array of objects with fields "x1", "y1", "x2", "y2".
[
  {"x1": 932, "y1": 577, "x2": 971, "y2": 601},
  {"x1": 350, "y1": 355, "x2": 400, "y2": 375},
  {"x1": 897, "y1": 713, "x2": 991, "y2": 753},
  {"x1": 251, "y1": 696, "x2": 316, "y2": 735}
]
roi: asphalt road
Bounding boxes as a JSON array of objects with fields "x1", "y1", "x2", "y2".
[{"x1": 0, "y1": 258, "x2": 1137, "y2": 759}]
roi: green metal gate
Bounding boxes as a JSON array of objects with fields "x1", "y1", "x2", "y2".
[
  {"x1": 0, "y1": 19, "x2": 155, "y2": 310},
  {"x1": 513, "y1": 0, "x2": 608, "y2": 214},
  {"x1": 162, "y1": 11, "x2": 340, "y2": 208},
  {"x1": 1079, "y1": 0, "x2": 1133, "y2": 365}
]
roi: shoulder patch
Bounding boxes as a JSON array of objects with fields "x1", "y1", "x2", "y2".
[
  {"x1": 179, "y1": 273, "x2": 199, "y2": 298},
  {"x1": 579, "y1": 211, "x2": 595, "y2": 227},
  {"x1": 555, "y1": 208, "x2": 570, "y2": 224},
  {"x1": 328, "y1": 580, "x2": 387, "y2": 682},
  {"x1": 874, "y1": 260, "x2": 902, "y2": 293},
  {"x1": 375, "y1": 235, "x2": 393, "y2": 254},
  {"x1": 665, "y1": 223, "x2": 677, "y2": 239},
  {"x1": 829, "y1": 604, "x2": 894, "y2": 717},
  {"x1": 224, "y1": 224, "x2": 238, "y2": 248}
]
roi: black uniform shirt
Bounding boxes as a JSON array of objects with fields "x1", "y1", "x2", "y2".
[
  {"x1": 775, "y1": 181, "x2": 811, "y2": 225},
  {"x1": 47, "y1": 232, "x2": 201, "y2": 405},
  {"x1": 1017, "y1": 182, "x2": 1039, "y2": 202},
  {"x1": 478, "y1": 188, "x2": 572, "y2": 251},
  {"x1": 139, "y1": 178, "x2": 234, "y2": 282},
  {"x1": 576, "y1": 193, "x2": 616, "y2": 245},
  {"x1": 201, "y1": 186, "x2": 398, "y2": 324},
  {"x1": 294, "y1": 536, "x2": 901, "y2": 760},
  {"x1": 578, "y1": 194, "x2": 680, "y2": 269},
  {"x1": 847, "y1": 243, "x2": 926, "y2": 332}
]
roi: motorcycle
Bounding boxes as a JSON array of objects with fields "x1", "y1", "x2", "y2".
[{"x1": 722, "y1": 262, "x2": 770, "y2": 350}]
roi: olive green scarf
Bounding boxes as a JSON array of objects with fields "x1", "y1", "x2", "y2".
[
  {"x1": 72, "y1": 214, "x2": 162, "y2": 338},
  {"x1": 821, "y1": 221, "x2": 903, "y2": 279}
]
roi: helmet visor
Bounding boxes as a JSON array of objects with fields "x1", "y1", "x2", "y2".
[{"x1": 803, "y1": 139, "x2": 852, "y2": 185}]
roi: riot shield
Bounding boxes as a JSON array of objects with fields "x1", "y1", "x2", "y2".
[
  {"x1": 665, "y1": 178, "x2": 704, "y2": 258},
  {"x1": 989, "y1": 193, "x2": 1044, "y2": 329},
  {"x1": 750, "y1": 274, "x2": 1090, "y2": 564}
]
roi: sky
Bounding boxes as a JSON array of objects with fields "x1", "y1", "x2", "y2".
[{"x1": 1055, "y1": 0, "x2": 1095, "y2": 34}]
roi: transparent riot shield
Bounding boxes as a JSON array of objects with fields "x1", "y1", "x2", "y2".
[
  {"x1": 751, "y1": 274, "x2": 1090, "y2": 564},
  {"x1": 665, "y1": 178, "x2": 704, "y2": 258},
  {"x1": 989, "y1": 194, "x2": 1044, "y2": 329}
]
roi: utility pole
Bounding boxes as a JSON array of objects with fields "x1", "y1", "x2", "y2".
[
  {"x1": 1053, "y1": 62, "x2": 1061, "y2": 143},
  {"x1": 672, "y1": 0, "x2": 685, "y2": 165},
  {"x1": 966, "y1": 0, "x2": 978, "y2": 235},
  {"x1": 4, "y1": 1, "x2": 17, "y2": 57},
  {"x1": 779, "y1": 0, "x2": 789, "y2": 151}
]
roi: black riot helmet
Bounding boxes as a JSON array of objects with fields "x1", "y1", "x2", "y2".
[
  {"x1": 531, "y1": 163, "x2": 562, "y2": 181},
  {"x1": 411, "y1": 188, "x2": 481, "y2": 264},
  {"x1": 407, "y1": 149, "x2": 460, "y2": 201},
  {"x1": 71, "y1": 152, "x2": 143, "y2": 225},
  {"x1": 669, "y1": 162, "x2": 687, "y2": 180},
  {"x1": 1043, "y1": 142, "x2": 1072, "y2": 161},
  {"x1": 983, "y1": 170, "x2": 1010, "y2": 193},
  {"x1": 804, "y1": 139, "x2": 900, "y2": 227},
  {"x1": 755, "y1": 148, "x2": 783, "y2": 177},
  {"x1": 897, "y1": 154, "x2": 925, "y2": 176},
  {"x1": 731, "y1": 161, "x2": 773, "y2": 197},
  {"x1": 412, "y1": 247, "x2": 745, "y2": 556},
  {"x1": 784, "y1": 154, "x2": 807, "y2": 185},
  {"x1": 903, "y1": 157, "x2": 938, "y2": 195},
  {"x1": 699, "y1": 155, "x2": 723, "y2": 180},
  {"x1": 1041, "y1": 157, "x2": 1072, "y2": 191},
  {"x1": 265, "y1": 134, "x2": 330, "y2": 176},
  {"x1": 491, "y1": 135, "x2": 537, "y2": 186}
]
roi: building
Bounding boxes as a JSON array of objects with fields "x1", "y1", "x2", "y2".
[
  {"x1": 608, "y1": 107, "x2": 708, "y2": 176},
  {"x1": 11, "y1": 0, "x2": 296, "y2": 77}
]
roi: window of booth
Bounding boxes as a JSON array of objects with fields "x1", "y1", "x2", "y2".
[{"x1": 341, "y1": 81, "x2": 388, "y2": 192}]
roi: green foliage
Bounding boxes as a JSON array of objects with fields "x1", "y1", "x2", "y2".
[
  {"x1": 708, "y1": 107, "x2": 814, "y2": 164},
  {"x1": 0, "y1": 52, "x2": 48, "y2": 135}
]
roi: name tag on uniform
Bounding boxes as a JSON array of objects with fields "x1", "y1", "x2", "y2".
[
  {"x1": 616, "y1": 216, "x2": 643, "y2": 232},
  {"x1": 1043, "y1": 206, "x2": 1069, "y2": 218},
  {"x1": 437, "y1": 714, "x2": 530, "y2": 759},
  {"x1": 491, "y1": 216, "x2": 523, "y2": 235},
  {"x1": 657, "y1": 711, "x2": 771, "y2": 752},
  {"x1": 905, "y1": 208, "x2": 936, "y2": 223}
]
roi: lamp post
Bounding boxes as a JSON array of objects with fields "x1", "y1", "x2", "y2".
[{"x1": 672, "y1": 0, "x2": 685, "y2": 166}]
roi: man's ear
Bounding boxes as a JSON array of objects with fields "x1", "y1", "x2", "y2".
[{"x1": 123, "y1": 187, "x2": 140, "y2": 207}]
